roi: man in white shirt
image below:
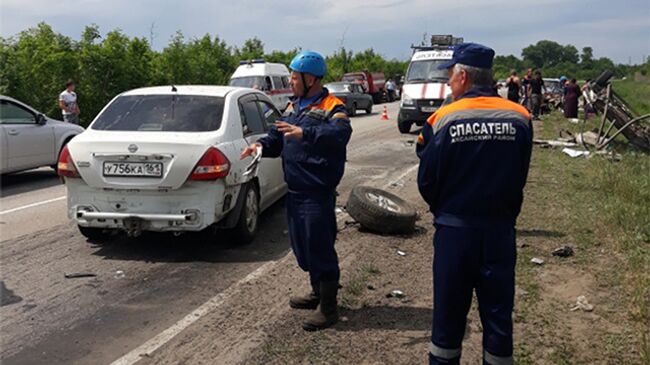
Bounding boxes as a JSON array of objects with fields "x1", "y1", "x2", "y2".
[{"x1": 59, "y1": 80, "x2": 80, "y2": 124}]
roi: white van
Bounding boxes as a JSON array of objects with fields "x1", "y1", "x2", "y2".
[
  {"x1": 397, "y1": 36, "x2": 463, "y2": 133},
  {"x1": 229, "y1": 60, "x2": 292, "y2": 111}
]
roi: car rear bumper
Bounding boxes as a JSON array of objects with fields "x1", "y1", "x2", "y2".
[{"x1": 66, "y1": 179, "x2": 234, "y2": 232}]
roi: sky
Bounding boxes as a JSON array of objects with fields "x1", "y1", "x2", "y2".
[{"x1": 1, "y1": 0, "x2": 649, "y2": 64}]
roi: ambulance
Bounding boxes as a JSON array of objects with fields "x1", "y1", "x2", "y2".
[
  {"x1": 229, "y1": 60, "x2": 292, "y2": 111},
  {"x1": 397, "y1": 36, "x2": 463, "y2": 133}
]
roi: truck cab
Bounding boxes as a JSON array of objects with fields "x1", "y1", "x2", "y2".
[{"x1": 397, "y1": 35, "x2": 463, "y2": 134}]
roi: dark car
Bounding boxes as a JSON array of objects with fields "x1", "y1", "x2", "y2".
[{"x1": 324, "y1": 82, "x2": 373, "y2": 116}]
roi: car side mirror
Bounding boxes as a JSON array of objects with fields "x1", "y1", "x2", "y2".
[{"x1": 37, "y1": 114, "x2": 47, "y2": 125}]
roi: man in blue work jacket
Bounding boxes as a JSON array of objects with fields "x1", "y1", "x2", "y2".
[
  {"x1": 240, "y1": 51, "x2": 352, "y2": 331},
  {"x1": 417, "y1": 43, "x2": 533, "y2": 365}
]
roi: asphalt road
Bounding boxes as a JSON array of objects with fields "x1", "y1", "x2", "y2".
[{"x1": 0, "y1": 101, "x2": 422, "y2": 364}]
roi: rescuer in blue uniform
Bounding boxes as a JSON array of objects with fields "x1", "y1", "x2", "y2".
[
  {"x1": 240, "y1": 51, "x2": 352, "y2": 331},
  {"x1": 416, "y1": 43, "x2": 533, "y2": 365}
]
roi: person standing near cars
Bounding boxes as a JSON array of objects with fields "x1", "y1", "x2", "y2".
[
  {"x1": 416, "y1": 43, "x2": 533, "y2": 365},
  {"x1": 563, "y1": 78, "x2": 580, "y2": 120},
  {"x1": 59, "y1": 80, "x2": 80, "y2": 124},
  {"x1": 386, "y1": 79, "x2": 397, "y2": 102},
  {"x1": 528, "y1": 70, "x2": 545, "y2": 120},
  {"x1": 240, "y1": 50, "x2": 352, "y2": 331},
  {"x1": 505, "y1": 70, "x2": 520, "y2": 103}
]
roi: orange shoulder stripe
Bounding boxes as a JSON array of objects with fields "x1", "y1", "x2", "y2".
[
  {"x1": 427, "y1": 96, "x2": 530, "y2": 126},
  {"x1": 318, "y1": 94, "x2": 345, "y2": 111}
]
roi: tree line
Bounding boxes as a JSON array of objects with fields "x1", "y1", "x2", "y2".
[{"x1": 1, "y1": 23, "x2": 645, "y2": 126}]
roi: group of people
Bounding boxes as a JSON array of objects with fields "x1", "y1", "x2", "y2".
[
  {"x1": 501, "y1": 68, "x2": 588, "y2": 122},
  {"x1": 242, "y1": 44, "x2": 532, "y2": 365}
]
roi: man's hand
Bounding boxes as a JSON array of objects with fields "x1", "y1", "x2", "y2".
[
  {"x1": 240, "y1": 143, "x2": 260, "y2": 160},
  {"x1": 276, "y1": 121, "x2": 303, "y2": 139}
]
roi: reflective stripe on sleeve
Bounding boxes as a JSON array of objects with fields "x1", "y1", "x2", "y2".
[
  {"x1": 484, "y1": 351, "x2": 513, "y2": 365},
  {"x1": 429, "y1": 342, "x2": 461, "y2": 359}
]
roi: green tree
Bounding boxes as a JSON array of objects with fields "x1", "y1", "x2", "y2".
[
  {"x1": 522, "y1": 40, "x2": 579, "y2": 69},
  {"x1": 236, "y1": 37, "x2": 264, "y2": 61}
]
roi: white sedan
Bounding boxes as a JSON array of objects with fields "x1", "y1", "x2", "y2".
[
  {"x1": 1, "y1": 95, "x2": 84, "y2": 174},
  {"x1": 59, "y1": 86, "x2": 287, "y2": 243}
]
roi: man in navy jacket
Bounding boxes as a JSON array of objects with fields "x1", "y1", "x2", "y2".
[
  {"x1": 241, "y1": 51, "x2": 352, "y2": 331},
  {"x1": 417, "y1": 43, "x2": 533, "y2": 365}
]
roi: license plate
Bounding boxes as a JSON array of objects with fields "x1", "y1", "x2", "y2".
[
  {"x1": 103, "y1": 162, "x2": 163, "y2": 177},
  {"x1": 421, "y1": 106, "x2": 438, "y2": 112}
]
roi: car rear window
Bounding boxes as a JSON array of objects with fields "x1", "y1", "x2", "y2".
[{"x1": 91, "y1": 95, "x2": 225, "y2": 132}]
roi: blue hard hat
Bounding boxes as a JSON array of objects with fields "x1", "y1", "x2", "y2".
[
  {"x1": 560, "y1": 76, "x2": 567, "y2": 81},
  {"x1": 290, "y1": 50, "x2": 327, "y2": 78},
  {"x1": 437, "y1": 43, "x2": 495, "y2": 70}
]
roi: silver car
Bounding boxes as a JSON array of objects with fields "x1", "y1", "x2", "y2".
[{"x1": 0, "y1": 95, "x2": 84, "y2": 174}]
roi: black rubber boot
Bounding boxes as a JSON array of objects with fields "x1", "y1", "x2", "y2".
[
  {"x1": 302, "y1": 281, "x2": 339, "y2": 331},
  {"x1": 289, "y1": 281, "x2": 320, "y2": 310}
]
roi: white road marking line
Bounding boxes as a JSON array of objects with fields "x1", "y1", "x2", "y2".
[
  {"x1": 0, "y1": 196, "x2": 66, "y2": 215},
  {"x1": 110, "y1": 260, "x2": 276, "y2": 365},
  {"x1": 109, "y1": 162, "x2": 421, "y2": 365}
]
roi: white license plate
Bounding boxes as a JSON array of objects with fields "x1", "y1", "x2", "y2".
[
  {"x1": 103, "y1": 162, "x2": 163, "y2": 177},
  {"x1": 421, "y1": 106, "x2": 438, "y2": 112}
]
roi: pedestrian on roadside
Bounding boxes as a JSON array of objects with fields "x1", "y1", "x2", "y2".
[
  {"x1": 528, "y1": 70, "x2": 545, "y2": 120},
  {"x1": 59, "y1": 80, "x2": 80, "y2": 124},
  {"x1": 240, "y1": 51, "x2": 352, "y2": 331},
  {"x1": 505, "y1": 69, "x2": 520, "y2": 103},
  {"x1": 521, "y1": 68, "x2": 532, "y2": 108},
  {"x1": 386, "y1": 79, "x2": 397, "y2": 102},
  {"x1": 416, "y1": 42, "x2": 533, "y2": 365},
  {"x1": 563, "y1": 78, "x2": 580, "y2": 120}
]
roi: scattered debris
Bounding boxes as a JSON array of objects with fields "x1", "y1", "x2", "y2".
[
  {"x1": 64, "y1": 272, "x2": 97, "y2": 279},
  {"x1": 367, "y1": 284, "x2": 376, "y2": 290},
  {"x1": 386, "y1": 290, "x2": 405, "y2": 298},
  {"x1": 570, "y1": 295, "x2": 594, "y2": 312},
  {"x1": 0, "y1": 281, "x2": 22, "y2": 307},
  {"x1": 575, "y1": 131, "x2": 601, "y2": 147},
  {"x1": 114, "y1": 270, "x2": 125, "y2": 279},
  {"x1": 533, "y1": 139, "x2": 578, "y2": 147},
  {"x1": 396, "y1": 250, "x2": 406, "y2": 256},
  {"x1": 530, "y1": 257, "x2": 545, "y2": 265},
  {"x1": 335, "y1": 207, "x2": 344, "y2": 214},
  {"x1": 562, "y1": 148, "x2": 590, "y2": 158},
  {"x1": 515, "y1": 287, "x2": 529, "y2": 296},
  {"x1": 552, "y1": 246, "x2": 575, "y2": 258},
  {"x1": 390, "y1": 181, "x2": 404, "y2": 188}
]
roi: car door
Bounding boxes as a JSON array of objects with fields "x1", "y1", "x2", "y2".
[
  {"x1": 0, "y1": 99, "x2": 55, "y2": 172},
  {"x1": 353, "y1": 84, "x2": 368, "y2": 108},
  {"x1": 255, "y1": 97, "x2": 286, "y2": 205},
  {"x1": 238, "y1": 94, "x2": 277, "y2": 208}
]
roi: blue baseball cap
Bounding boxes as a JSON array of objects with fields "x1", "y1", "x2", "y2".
[{"x1": 437, "y1": 43, "x2": 495, "y2": 70}]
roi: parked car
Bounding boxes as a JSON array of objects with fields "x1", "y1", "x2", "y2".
[
  {"x1": 229, "y1": 60, "x2": 292, "y2": 112},
  {"x1": 0, "y1": 95, "x2": 84, "y2": 174},
  {"x1": 324, "y1": 82, "x2": 373, "y2": 116},
  {"x1": 59, "y1": 86, "x2": 287, "y2": 243},
  {"x1": 341, "y1": 71, "x2": 386, "y2": 103}
]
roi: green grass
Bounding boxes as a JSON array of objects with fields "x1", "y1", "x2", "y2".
[
  {"x1": 611, "y1": 79, "x2": 650, "y2": 115},
  {"x1": 339, "y1": 263, "x2": 380, "y2": 308}
]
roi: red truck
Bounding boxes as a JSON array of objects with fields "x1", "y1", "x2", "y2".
[{"x1": 341, "y1": 71, "x2": 386, "y2": 103}]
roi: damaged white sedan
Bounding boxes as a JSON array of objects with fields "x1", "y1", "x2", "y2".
[{"x1": 59, "y1": 86, "x2": 286, "y2": 242}]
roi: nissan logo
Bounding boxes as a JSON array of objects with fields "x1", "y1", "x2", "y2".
[{"x1": 128, "y1": 144, "x2": 138, "y2": 153}]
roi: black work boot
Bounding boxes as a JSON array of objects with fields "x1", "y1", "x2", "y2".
[
  {"x1": 302, "y1": 281, "x2": 339, "y2": 331},
  {"x1": 289, "y1": 281, "x2": 320, "y2": 310}
]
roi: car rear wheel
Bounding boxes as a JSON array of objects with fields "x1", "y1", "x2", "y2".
[
  {"x1": 78, "y1": 225, "x2": 109, "y2": 241},
  {"x1": 349, "y1": 103, "x2": 357, "y2": 117},
  {"x1": 232, "y1": 183, "x2": 259, "y2": 244},
  {"x1": 365, "y1": 102, "x2": 373, "y2": 114}
]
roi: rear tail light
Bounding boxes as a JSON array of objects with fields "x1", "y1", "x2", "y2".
[
  {"x1": 57, "y1": 145, "x2": 80, "y2": 178},
  {"x1": 190, "y1": 147, "x2": 230, "y2": 180}
]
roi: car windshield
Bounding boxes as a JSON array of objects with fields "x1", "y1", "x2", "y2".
[
  {"x1": 406, "y1": 60, "x2": 449, "y2": 83},
  {"x1": 91, "y1": 95, "x2": 225, "y2": 132},
  {"x1": 229, "y1": 76, "x2": 265, "y2": 90},
  {"x1": 325, "y1": 83, "x2": 351, "y2": 93}
]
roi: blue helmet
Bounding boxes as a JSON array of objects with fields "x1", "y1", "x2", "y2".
[
  {"x1": 290, "y1": 51, "x2": 327, "y2": 78},
  {"x1": 560, "y1": 76, "x2": 567, "y2": 81}
]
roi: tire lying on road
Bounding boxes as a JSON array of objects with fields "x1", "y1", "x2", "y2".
[{"x1": 346, "y1": 186, "x2": 417, "y2": 234}]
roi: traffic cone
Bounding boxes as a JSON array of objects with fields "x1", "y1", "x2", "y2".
[{"x1": 381, "y1": 105, "x2": 389, "y2": 120}]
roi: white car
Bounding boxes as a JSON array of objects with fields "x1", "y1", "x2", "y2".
[
  {"x1": 1, "y1": 95, "x2": 84, "y2": 174},
  {"x1": 59, "y1": 86, "x2": 287, "y2": 242}
]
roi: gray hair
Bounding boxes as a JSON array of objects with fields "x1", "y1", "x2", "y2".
[{"x1": 452, "y1": 63, "x2": 493, "y2": 87}]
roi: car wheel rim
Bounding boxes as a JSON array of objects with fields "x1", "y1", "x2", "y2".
[
  {"x1": 245, "y1": 189, "x2": 258, "y2": 232},
  {"x1": 366, "y1": 192, "x2": 401, "y2": 213}
]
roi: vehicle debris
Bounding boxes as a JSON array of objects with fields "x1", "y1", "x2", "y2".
[
  {"x1": 533, "y1": 139, "x2": 578, "y2": 148},
  {"x1": 570, "y1": 295, "x2": 594, "y2": 312},
  {"x1": 562, "y1": 148, "x2": 590, "y2": 158},
  {"x1": 530, "y1": 257, "x2": 545, "y2": 265},
  {"x1": 551, "y1": 246, "x2": 574, "y2": 257},
  {"x1": 387, "y1": 290, "x2": 405, "y2": 298},
  {"x1": 346, "y1": 186, "x2": 417, "y2": 234},
  {"x1": 397, "y1": 250, "x2": 406, "y2": 256},
  {"x1": 64, "y1": 272, "x2": 97, "y2": 279},
  {"x1": 114, "y1": 270, "x2": 125, "y2": 279}
]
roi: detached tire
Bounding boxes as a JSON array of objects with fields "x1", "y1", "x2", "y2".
[{"x1": 346, "y1": 186, "x2": 416, "y2": 234}]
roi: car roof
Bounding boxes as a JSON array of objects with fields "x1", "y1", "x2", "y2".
[
  {"x1": 231, "y1": 62, "x2": 290, "y2": 78},
  {"x1": 119, "y1": 85, "x2": 253, "y2": 97}
]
